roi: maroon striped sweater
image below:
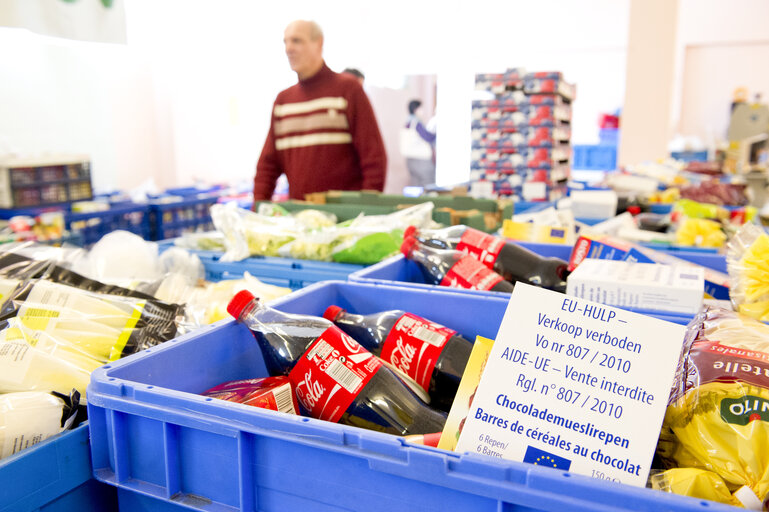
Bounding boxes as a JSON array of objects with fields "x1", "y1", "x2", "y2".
[{"x1": 254, "y1": 63, "x2": 387, "y2": 200}]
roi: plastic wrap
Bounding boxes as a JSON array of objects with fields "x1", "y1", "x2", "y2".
[
  {"x1": 174, "y1": 231, "x2": 227, "y2": 251},
  {"x1": 653, "y1": 305, "x2": 769, "y2": 507},
  {"x1": 212, "y1": 202, "x2": 435, "y2": 264},
  {"x1": 160, "y1": 272, "x2": 291, "y2": 329},
  {"x1": 0, "y1": 279, "x2": 180, "y2": 361},
  {"x1": 727, "y1": 224, "x2": 769, "y2": 321},
  {"x1": 0, "y1": 391, "x2": 73, "y2": 460},
  {"x1": 0, "y1": 318, "x2": 100, "y2": 395}
]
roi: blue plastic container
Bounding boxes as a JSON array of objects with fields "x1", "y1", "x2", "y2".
[
  {"x1": 86, "y1": 281, "x2": 727, "y2": 512},
  {"x1": 572, "y1": 145, "x2": 617, "y2": 171},
  {"x1": 0, "y1": 202, "x2": 151, "y2": 246},
  {"x1": 66, "y1": 203, "x2": 151, "y2": 245},
  {"x1": 157, "y1": 240, "x2": 365, "y2": 289},
  {"x1": 148, "y1": 196, "x2": 219, "y2": 241},
  {"x1": 0, "y1": 424, "x2": 117, "y2": 511},
  {"x1": 349, "y1": 241, "x2": 726, "y2": 314},
  {"x1": 598, "y1": 129, "x2": 620, "y2": 146},
  {"x1": 671, "y1": 151, "x2": 708, "y2": 163}
]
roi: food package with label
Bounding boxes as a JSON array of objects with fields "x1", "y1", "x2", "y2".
[{"x1": 653, "y1": 305, "x2": 769, "y2": 508}]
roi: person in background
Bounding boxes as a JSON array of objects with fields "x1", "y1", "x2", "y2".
[
  {"x1": 342, "y1": 68, "x2": 365, "y2": 86},
  {"x1": 253, "y1": 20, "x2": 386, "y2": 202},
  {"x1": 400, "y1": 99, "x2": 436, "y2": 187}
]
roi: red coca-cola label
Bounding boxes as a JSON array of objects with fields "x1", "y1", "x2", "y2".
[
  {"x1": 456, "y1": 228, "x2": 504, "y2": 269},
  {"x1": 440, "y1": 255, "x2": 504, "y2": 291},
  {"x1": 380, "y1": 313, "x2": 456, "y2": 391},
  {"x1": 288, "y1": 326, "x2": 382, "y2": 423}
]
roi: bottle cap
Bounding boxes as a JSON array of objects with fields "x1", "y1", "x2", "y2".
[
  {"x1": 400, "y1": 236, "x2": 417, "y2": 257},
  {"x1": 403, "y1": 225, "x2": 417, "y2": 239},
  {"x1": 323, "y1": 305, "x2": 345, "y2": 322},
  {"x1": 227, "y1": 290, "x2": 257, "y2": 319},
  {"x1": 627, "y1": 205, "x2": 641, "y2": 215}
]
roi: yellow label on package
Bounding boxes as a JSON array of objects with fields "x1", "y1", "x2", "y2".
[
  {"x1": 502, "y1": 220, "x2": 569, "y2": 244},
  {"x1": 438, "y1": 336, "x2": 495, "y2": 452}
]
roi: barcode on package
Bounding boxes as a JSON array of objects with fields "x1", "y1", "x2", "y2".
[
  {"x1": 326, "y1": 359, "x2": 362, "y2": 393},
  {"x1": 273, "y1": 384, "x2": 295, "y2": 414},
  {"x1": 412, "y1": 326, "x2": 447, "y2": 347}
]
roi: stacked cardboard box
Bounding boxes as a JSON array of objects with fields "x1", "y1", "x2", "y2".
[{"x1": 470, "y1": 69, "x2": 575, "y2": 201}]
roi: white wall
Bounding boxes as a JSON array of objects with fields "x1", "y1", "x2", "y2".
[{"x1": 672, "y1": 0, "x2": 769, "y2": 145}]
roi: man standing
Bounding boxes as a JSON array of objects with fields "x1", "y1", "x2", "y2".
[{"x1": 253, "y1": 20, "x2": 387, "y2": 201}]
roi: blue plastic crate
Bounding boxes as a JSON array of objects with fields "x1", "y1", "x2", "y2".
[
  {"x1": 598, "y1": 129, "x2": 620, "y2": 146},
  {"x1": 66, "y1": 203, "x2": 151, "y2": 246},
  {"x1": 671, "y1": 151, "x2": 708, "y2": 163},
  {"x1": 0, "y1": 423, "x2": 117, "y2": 511},
  {"x1": 148, "y1": 196, "x2": 220, "y2": 241},
  {"x1": 86, "y1": 281, "x2": 727, "y2": 512},
  {"x1": 572, "y1": 145, "x2": 617, "y2": 171},
  {"x1": 157, "y1": 240, "x2": 365, "y2": 289},
  {"x1": 349, "y1": 242, "x2": 726, "y2": 310}
]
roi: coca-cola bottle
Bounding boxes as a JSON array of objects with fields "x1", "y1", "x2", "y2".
[
  {"x1": 400, "y1": 236, "x2": 515, "y2": 293},
  {"x1": 404, "y1": 225, "x2": 569, "y2": 292},
  {"x1": 323, "y1": 306, "x2": 473, "y2": 412},
  {"x1": 227, "y1": 290, "x2": 446, "y2": 436}
]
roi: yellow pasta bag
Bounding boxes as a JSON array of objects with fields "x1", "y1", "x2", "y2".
[{"x1": 654, "y1": 306, "x2": 769, "y2": 508}]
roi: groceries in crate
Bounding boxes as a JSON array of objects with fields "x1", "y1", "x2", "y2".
[
  {"x1": 406, "y1": 224, "x2": 569, "y2": 292},
  {"x1": 65, "y1": 231, "x2": 291, "y2": 328},
  {"x1": 1, "y1": 212, "x2": 66, "y2": 243},
  {"x1": 323, "y1": 306, "x2": 473, "y2": 412},
  {"x1": 567, "y1": 234, "x2": 731, "y2": 300},
  {"x1": 400, "y1": 236, "x2": 515, "y2": 293},
  {"x1": 0, "y1": 316, "x2": 101, "y2": 395},
  {"x1": 652, "y1": 305, "x2": 769, "y2": 507},
  {"x1": 202, "y1": 376, "x2": 299, "y2": 414},
  {"x1": 0, "y1": 390, "x2": 81, "y2": 460},
  {"x1": 727, "y1": 224, "x2": 769, "y2": 321},
  {"x1": 211, "y1": 201, "x2": 436, "y2": 264},
  {"x1": 226, "y1": 290, "x2": 447, "y2": 435},
  {"x1": 174, "y1": 230, "x2": 227, "y2": 251}
]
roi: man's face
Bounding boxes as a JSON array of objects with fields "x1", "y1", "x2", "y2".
[{"x1": 284, "y1": 22, "x2": 322, "y2": 77}]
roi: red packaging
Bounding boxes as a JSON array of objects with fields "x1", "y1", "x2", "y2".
[{"x1": 202, "y1": 376, "x2": 300, "y2": 415}]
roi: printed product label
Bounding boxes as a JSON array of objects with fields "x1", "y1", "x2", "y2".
[
  {"x1": 241, "y1": 382, "x2": 298, "y2": 415},
  {"x1": 441, "y1": 255, "x2": 504, "y2": 291},
  {"x1": 380, "y1": 313, "x2": 456, "y2": 391},
  {"x1": 680, "y1": 341, "x2": 769, "y2": 394},
  {"x1": 457, "y1": 229, "x2": 505, "y2": 269},
  {"x1": 288, "y1": 326, "x2": 381, "y2": 423},
  {"x1": 0, "y1": 340, "x2": 34, "y2": 385}
]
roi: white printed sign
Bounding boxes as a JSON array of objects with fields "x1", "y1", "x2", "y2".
[{"x1": 456, "y1": 283, "x2": 686, "y2": 486}]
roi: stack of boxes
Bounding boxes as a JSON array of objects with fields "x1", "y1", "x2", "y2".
[{"x1": 470, "y1": 69, "x2": 576, "y2": 202}]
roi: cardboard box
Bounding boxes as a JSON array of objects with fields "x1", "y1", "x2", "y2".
[
  {"x1": 471, "y1": 104, "x2": 572, "y2": 124},
  {"x1": 470, "y1": 126, "x2": 571, "y2": 145},
  {"x1": 566, "y1": 259, "x2": 705, "y2": 315}
]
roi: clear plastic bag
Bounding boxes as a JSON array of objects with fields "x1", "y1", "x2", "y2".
[
  {"x1": 653, "y1": 305, "x2": 769, "y2": 507},
  {"x1": 727, "y1": 224, "x2": 769, "y2": 321},
  {"x1": 0, "y1": 319, "x2": 100, "y2": 395},
  {"x1": 0, "y1": 279, "x2": 180, "y2": 362},
  {"x1": 0, "y1": 391, "x2": 68, "y2": 460}
]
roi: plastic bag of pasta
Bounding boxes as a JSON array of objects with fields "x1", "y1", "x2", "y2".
[{"x1": 653, "y1": 305, "x2": 769, "y2": 508}]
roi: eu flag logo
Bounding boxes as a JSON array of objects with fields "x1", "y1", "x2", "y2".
[{"x1": 523, "y1": 445, "x2": 572, "y2": 470}]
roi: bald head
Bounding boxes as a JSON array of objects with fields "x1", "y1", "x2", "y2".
[{"x1": 284, "y1": 20, "x2": 324, "y2": 80}]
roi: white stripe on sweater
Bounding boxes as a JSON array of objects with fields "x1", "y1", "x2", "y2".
[
  {"x1": 275, "y1": 132, "x2": 352, "y2": 150},
  {"x1": 274, "y1": 97, "x2": 348, "y2": 118}
]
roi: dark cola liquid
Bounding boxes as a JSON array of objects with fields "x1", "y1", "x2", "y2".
[
  {"x1": 415, "y1": 229, "x2": 566, "y2": 292},
  {"x1": 249, "y1": 318, "x2": 446, "y2": 435},
  {"x1": 333, "y1": 311, "x2": 474, "y2": 412},
  {"x1": 410, "y1": 245, "x2": 514, "y2": 293},
  {"x1": 495, "y1": 243, "x2": 568, "y2": 292}
]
